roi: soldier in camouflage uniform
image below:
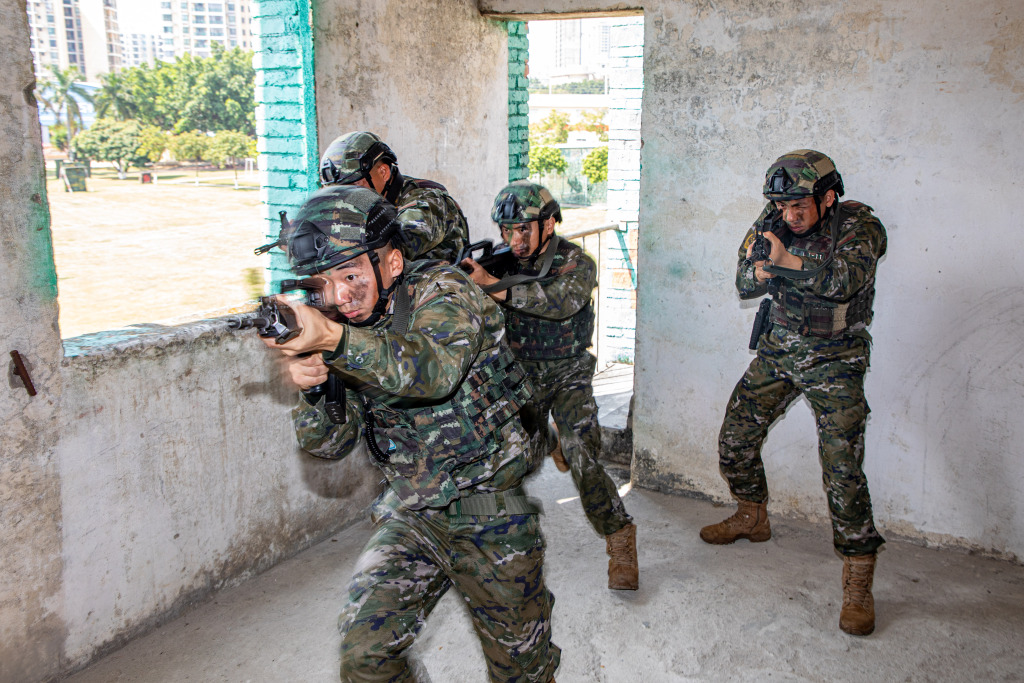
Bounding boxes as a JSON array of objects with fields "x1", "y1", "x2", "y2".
[
  {"x1": 319, "y1": 131, "x2": 469, "y2": 264},
  {"x1": 462, "y1": 181, "x2": 639, "y2": 592},
  {"x1": 700, "y1": 150, "x2": 887, "y2": 636},
  {"x1": 259, "y1": 184, "x2": 560, "y2": 681}
]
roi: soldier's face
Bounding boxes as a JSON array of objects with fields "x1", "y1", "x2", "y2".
[
  {"x1": 320, "y1": 248, "x2": 404, "y2": 323},
  {"x1": 501, "y1": 217, "x2": 555, "y2": 259},
  {"x1": 349, "y1": 162, "x2": 391, "y2": 195},
  {"x1": 775, "y1": 190, "x2": 835, "y2": 234}
]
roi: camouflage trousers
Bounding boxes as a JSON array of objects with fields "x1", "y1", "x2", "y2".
[
  {"x1": 518, "y1": 352, "x2": 633, "y2": 537},
  {"x1": 718, "y1": 327, "x2": 884, "y2": 556},
  {"x1": 337, "y1": 487, "x2": 560, "y2": 682}
]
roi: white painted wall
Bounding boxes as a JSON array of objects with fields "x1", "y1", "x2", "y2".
[
  {"x1": 1, "y1": 1, "x2": 520, "y2": 679},
  {"x1": 313, "y1": 0, "x2": 511, "y2": 242},
  {"x1": 482, "y1": 0, "x2": 1024, "y2": 559}
]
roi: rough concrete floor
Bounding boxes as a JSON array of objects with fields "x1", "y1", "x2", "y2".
[{"x1": 65, "y1": 451, "x2": 1024, "y2": 682}]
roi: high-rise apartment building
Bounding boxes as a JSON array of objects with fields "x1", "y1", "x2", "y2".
[
  {"x1": 26, "y1": 0, "x2": 121, "y2": 82},
  {"x1": 159, "y1": 0, "x2": 253, "y2": 60},
  {"x1": 121, "y1": 32, "x2": 161, "y2": 68}
]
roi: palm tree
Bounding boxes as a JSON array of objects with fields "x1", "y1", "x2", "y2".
[
  {"x1": 37, "y1": 65, "x2": 93, "y2": 154},
  {"x1": 94, "y1": 71, "x2": 135, "y2": 121}
]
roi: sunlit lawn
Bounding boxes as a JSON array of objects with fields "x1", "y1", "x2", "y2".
[
  {"x1": 47, "y1": 163, "x2": 267, "y2": 338},
  {"x1": 46, "y1": 163, "x2": 611, "y2": 339}
]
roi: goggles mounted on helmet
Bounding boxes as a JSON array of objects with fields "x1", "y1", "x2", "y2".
[{"x1": 319, "y1": 139, "x2": 398, "y2": 187}]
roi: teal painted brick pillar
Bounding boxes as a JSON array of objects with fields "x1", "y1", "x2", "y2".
[
  {"x1": 507, "y1": 21, "x2": 529, "y2": 182},
  {"x1": 252, "y1": 0, "x2": 319, "y2": 290}
]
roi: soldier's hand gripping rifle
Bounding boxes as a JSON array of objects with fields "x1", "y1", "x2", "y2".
[
  {"x1": 227, "y1": 279, "x2": 347, "y2": 425},
  {"x1": 456, "y1": 240, "x2": 517, "y2": 280},
  {"x1": 744, "y1": 209, "x2": 789, "y2": 350}
]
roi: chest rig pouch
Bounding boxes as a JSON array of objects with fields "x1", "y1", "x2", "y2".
[
  {"x1": 504, "y1": 302, "x2": 595, "y2": 360},
  {"x1": 362, "y1": 344, "x2": 533, "y2": 509},
  {"x1": 768, "y1": 202, "x2": 877, "y2": 338}
]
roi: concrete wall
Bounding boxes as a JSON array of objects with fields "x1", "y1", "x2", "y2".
[
  {"x1": 0, "y1": 4, "x2": 67, "y2": 681},
  {"x1": 0, "y1": 0, "x2": 378, "y2": 679},
  {"x1": 483, "y1": 0, "x2": 1024, "y2": 560},
  {"x1": 313, "y1": 0, "x2": 512, "y2": 240}
]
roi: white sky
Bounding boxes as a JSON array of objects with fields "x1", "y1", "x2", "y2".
[
  {"x1": 527, "y1": 21, "x2": 557, "y2": 78},
  {"x1": 117, "y1": 0, "x2": 161, "y2": 34}
]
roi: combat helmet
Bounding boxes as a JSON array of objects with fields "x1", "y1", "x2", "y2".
[
  {"x1": 319, "y1": 131, "x2": 399, "y2": 191},
  {"x1": 286, "y1": 185, "x2": 402, "y2": 326},
  {"x1": 491, "y1": 180, "x2": 563, "y2": 226},
  {"x1": 763, "y1": 149, "x2": 845, "y2": 201}
]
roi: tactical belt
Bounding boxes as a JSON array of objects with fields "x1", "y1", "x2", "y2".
[{"x1": 445, "y1": 486, "x2": 543, "y2": 517}]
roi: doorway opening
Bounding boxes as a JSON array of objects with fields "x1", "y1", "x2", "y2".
[{"x1": 522, "y1": 15, "x2": 644, "y2": 449}]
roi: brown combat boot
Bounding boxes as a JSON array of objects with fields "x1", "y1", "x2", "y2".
[
  {"x1": 548, "y1": 424, "x2": 569, "y2": 472},
  {"x1": 840, "y1": 553, "x2": 876, "y2": 635},
  {"x1": 606, "y1": 523, "x2": 639, "y2": 590},
  {"x1": 699, "y1": 500, "x2": 771, "y2": 544}
]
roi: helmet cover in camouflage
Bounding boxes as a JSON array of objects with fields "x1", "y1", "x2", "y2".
[
  {"x1": 491, "y1": 180, "x2": 563, "y2": 225},
  {"x1": 763, "y1": 149, "x2": 845, "y2": 201},
  {"x1": 286, "y1": 185, "x2": 400, "y2": 275},
  {"x1": 319, "y1": 131, "x2": 398, "y2": 186}
]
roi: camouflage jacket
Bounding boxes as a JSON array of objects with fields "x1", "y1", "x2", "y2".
[
  {"x1": 292, "y1": 262, "x2": 531, "y2": 509},
  {"x1": 500, "y1": 237, "x2": 597, "y2": 360},
  {"x1": 393, "y1": 174, "x2": 469, "y2": 264},
  {"x1": 737, "y1": 200, "x2": 887, "y2": 339}
]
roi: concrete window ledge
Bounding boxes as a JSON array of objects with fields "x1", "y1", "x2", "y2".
[{"x1": 61, "y1": 317, "x2": 242, "y2": 362}]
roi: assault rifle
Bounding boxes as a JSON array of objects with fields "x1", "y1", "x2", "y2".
[
  {"x1": 744, "y1": 209, "x2": 789, "y2": 350},
  {"x1": 456, "y1": 240, "x2": 517, "y2": 280},
  {"x1": 227, "y1": 283, "x2": 347, "y2": 424},
  {"x1": 744, "y1": 208, "x2": 790, "y2": 267}
]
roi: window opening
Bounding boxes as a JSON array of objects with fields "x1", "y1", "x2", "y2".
[{"x1": 27, "y1": 0, "x2": 262, "y2": 342}]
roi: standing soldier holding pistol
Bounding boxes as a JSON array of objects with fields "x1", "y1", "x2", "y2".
[
  {"x1": 701, "y1": 150, "x2": 887, "y2": 636},
  {"x1": 462, "y1": 181, "x2": 639, "y2": 592}
]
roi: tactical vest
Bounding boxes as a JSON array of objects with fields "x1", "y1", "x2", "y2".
[
  {"x1": 769, "y1": 202, "x2": 877, "y2": 339},
  {"x1": 359, "y1": 261, "x2": 533, "y2": 509},
  {"x1": 364, "y1": 345, "x2": 533, "y2": 509},
  {"x1": 504, "y1": 302, "x2": 595, "y2": 361}
]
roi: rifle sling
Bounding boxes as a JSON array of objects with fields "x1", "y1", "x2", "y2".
[{"x1": 482, "y1": 234, "x2": 560, "y2": 294}]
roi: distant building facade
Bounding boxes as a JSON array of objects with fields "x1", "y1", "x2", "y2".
[
  {"x1": 27, "y1": 0, "x2": 122, "y2": 81},
  {"x1": 121, "y1": 32, "x2": 161, "y2": 68},
  {"x1": 159, "y1": 0, "x2": 253, "y2": 60}
]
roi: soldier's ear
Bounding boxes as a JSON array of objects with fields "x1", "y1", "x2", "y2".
[
  {"x1": 542, "y1": 216, "x2": 556, "y2": 239},
  {"x1": 385, "y1": 245, "x2": 404, "y2": 279}
]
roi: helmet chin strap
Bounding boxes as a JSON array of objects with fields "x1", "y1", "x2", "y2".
[
  {"x1": 809, "y1": 194, "x2": 836, "y2": 234},
  {"x1": 348, "y1": 250, "x2": 403, "y2": 328},
  {"x1": 382, "y1": 166, "x2": 402, "y2": 205},
  {"x1": 524, "y1": 220, "x2": 552, "y2": 260}
]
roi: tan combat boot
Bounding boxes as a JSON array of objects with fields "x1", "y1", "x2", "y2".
[
  {"x1": 548, "y1": 423, "x2": 569, "y2": 472},
  {"x1": 840, "y1": 553, "x2": 876, "y2": 635},
  {"x1": 606, "y1": 523, "x2": 639, "y2": 590},
  {"x1": 699, "y1": 500, "x2": 771, "y2": 544}
]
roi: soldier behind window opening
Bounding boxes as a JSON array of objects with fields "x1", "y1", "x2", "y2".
[
  {"x1": 258, "y1": 184, "x2": 560, "y2": 682},
  {"x1": 701, "y1": 149, "x2": 888, "y2": 637},
  {"x1": 462, "y1": 180, "x2": 640, "y2": 592},
  {"x1": 318, "y1": 130, "x2": 470, "y2": 264}
]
